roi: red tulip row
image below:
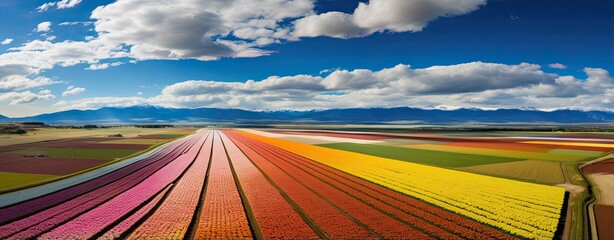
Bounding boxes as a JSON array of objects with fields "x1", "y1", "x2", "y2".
[
  {"x1": 33, "y1": 131, "x2": 209, "y2": 239},
  {"x1": 227, "y1": 131, "x2": 433, "y2": 239},
  {"x1": 226, "y1": 131, "x2": 376, "y2": 239},
  {"x1": 127, "y1": 131, "x2": 214, "y2": 239},
  {"x1": 219, "y1": 132, "x2": 320, "y2": 239},
  {"x1": 0, "y1": 135, "x2": 195, "y2": 225},
  {"x1": 194, "y1": 132, "x2": 252, "y2": 239},
  {"x1": 0, "y1": 134, "x2": 203, "y2": 239},
  {"x1": 225, "y1": 130, "x2": 517, "y2": 240}
]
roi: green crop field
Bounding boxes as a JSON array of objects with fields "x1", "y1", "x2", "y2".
[
  {"x1": 457, "y1": 160, "x2": 565, "y2": 184},
  {"x1": 318, "y1": 143, "x2": 522, "y2": 167},
  {"x1": 0, "y1": 172, "x2": 56, "y2": 191},
  {"x1": 404, "y1": 144, "x2": 593, "y2": 162},
  {"x1": 8, "y1": 148, "x2": 140, "y2": 159}
]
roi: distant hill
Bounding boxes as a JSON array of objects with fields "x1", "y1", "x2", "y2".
[{"x1": 2, "y1": 106, "x2": 613, "y2": 125}]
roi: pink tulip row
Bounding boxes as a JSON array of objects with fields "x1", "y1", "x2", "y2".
[
  {"x1": 219, "y1": 132, "x2": 320, "y2": 239},
  {"x1": 0, "y1": 133, "x2": 204, "y2": 239},
  {"x1": 0, "y1": 135, "x2": 196, "y2": 225},
  {"x1": 97, "y1": 184, "x2": 173, "y2": 240},
  {"x1": 194, "y1": 132, "x2": 252, "y2": 239},
  {"x1": 0, "y1": 136, "x2": 200, "y2": 239},
  {"x1": 37, "y1": 131, "x2": 209, "y2": 239},
  {"x1": 127, "y1": 131, "x2": 214, "y2": 239}
]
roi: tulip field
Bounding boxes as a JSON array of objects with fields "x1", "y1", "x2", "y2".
[{"x1": 0, "y1": 129, "x2": 577, "y2": 239}]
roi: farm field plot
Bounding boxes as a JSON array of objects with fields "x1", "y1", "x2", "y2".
[
  {"x1": 6, "y1": 148, "x2": 139, "y2": 159},
  {"x1": 583, "y1": 159, "x2": 614, "y2": 174},
  {"x1": 458, "y1": 160, "x2": 565, "y2": 184},
  {"x1": 0, "y1": 127, "x2": 192, "y2": 191},
  {"x1": 2, "y1": 128, "x2": 612, "y2": 239},
  {"x1": 594, "y1": 205, "x2": 614, "y2": 240},
  {"x1": 0, "y1": 172, "x2": 55, "y2": 191},
  {"x1": 239, "y1": 130, "x2": 566, "y2": 239},
  {"x1": 318, "y1": 142, "x2": 522, "y2": 167},
  {"x1": 402, "y1": 144, "x2": 592, "y2": 162}
]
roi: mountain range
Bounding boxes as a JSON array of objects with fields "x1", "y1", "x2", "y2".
[{"x1": 1, "y1": 106, "x2": 613, "y2": 125}]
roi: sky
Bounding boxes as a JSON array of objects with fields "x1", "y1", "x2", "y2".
[{"x1": 0, "y1": 0, "x2": 612, "y2": 117}]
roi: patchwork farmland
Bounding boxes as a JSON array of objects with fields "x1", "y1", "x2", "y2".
[
  {"x1": 0, "y1": 128, "x2": 612, "y2": 239},
  {"x1": 0, "y1": 127, "x2": 192, "y2": 191}
]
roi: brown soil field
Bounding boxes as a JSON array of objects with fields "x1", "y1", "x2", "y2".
[
  {"x1": 583, "y1": 159, "x2": 614, "y2": 174},
  {"x1": 0, "y1": 138, "x2": 112, "y2": 153},
  {"x1": 446, "y1": 142, "x2": 549, "y2": 152},
  {"x1": 0, "y1": 157, "x2": 110, "y2": 175},
  {"x1": 271, "y1": 130, "x2": 389, "y2": 140},
  {"x1": 79, "y1": 143, "x2": 150, "y2": 150},
  {"x1": 0, "y1": 155, "x2": 31, "y2": 165},
  {"x1": 594, "y1": 205, "x2": 614, "y2": 240},
  {"x1": 520, "y1": 143, "x2": 613, "y2": 152}
]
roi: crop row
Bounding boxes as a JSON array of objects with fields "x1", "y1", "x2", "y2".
[
  {"x1": 39, "y1": 131, "x2": 208, "y2": 239},
  {"x1": 0, "y1": 135, "x2": 196, "y2": 224},
  {"x1": 0, "y1": 131, "x2": 205, "y2": 239},
  {"x1": 230, "y1": 132, "x2": 437, "y2": 239},
  {"x1": 97, "y1": 184, "x2": 173, "y2": 240},
  {"x1": 128, "y1": 131, "x2": 213, "y2": 239},
  {"x1": 0, "y1": 133, "x2": 190, "y2": 208},
  {"x1": 194, "y1": 132, "x2": 252, "y2": 239},
  {"x1": 219, "y1": 132, "x2": 320, "y2": 239},
  {"x1": 227, "y1": 131, "x2": 516, "y2": 240},
  {"x1": 0, "y1": 138, "x2": 196, "y2": 238},
  {"x1": 227, "y1": 132, "x2": 375, "y2": 239},
  {"x1": 233, "y1": 130, "x2": 565, "y2": 240}
]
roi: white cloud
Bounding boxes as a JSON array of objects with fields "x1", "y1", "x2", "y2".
[
  {"x1": 37, "y1": 0, "x2": 82, "y2": 12},
  {"x1": 62, "y1": 86, "x2": 85, "y2": 97},
  {"x1": 90, "y1": 0, "x2": 314, "y2": 61},
  {"x1": 1, "y1": 39, "x2": 13, "y2": 45},
  {"x1": 548, "y1": 63, "x2": 567, "y2": 69},
  {"x1": 37, "y1": 3, "x2": 56, "y2": 12},
  {"x1": 52, "y1": 62, "x2": 614, "y2": 112},
  {"x1": 59, "y1": 21, "x2": 93, "y2": 26},
  {"x1": 5, "y1": 0, "x2": 490, "y2": 77},
  {"x1": 56, "y1": 0, "x2": 82, "y2": 9},
  {"x1": 0, "y1": 64, "x2": 59, "y2": 92},
  {"x1": 0, "y1": 90, "x2": 55, "y2": 105},
  {"x1": 86, "y1": 62, "x2": 123, "y2": 70},
  {"x1": 35, "y1": 22, "x2": 52, "y2": 32},
  {"x1": 293, "y1": 0, "x2": 486, "y2": 38},
  {"x1": 54, "y1": 97, "x2": 147, "y2": 110}
]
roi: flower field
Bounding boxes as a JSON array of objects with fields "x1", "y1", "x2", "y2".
[{"x1": 0, "y1": 129, "x2": 572, "y2": 239}]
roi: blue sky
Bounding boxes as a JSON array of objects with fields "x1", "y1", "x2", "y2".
[{"x1": 0, "y1": 0, "x2": 612, "y2": 117}]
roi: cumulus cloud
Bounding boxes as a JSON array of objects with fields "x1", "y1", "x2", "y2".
[
  {"x1": 1, "y1": 39, "x2": 13, "y2": 45},
  {"x1": 0, "y1": 90, "x2": 55, "y2": 105},
  {"x1": 0, "y1": 64, "x2": 59, "y2": 92},
  {"x1": 54, "y1": 97, "x2": 147, "y2": 110},
  {"x1": 62, "y1": 86, "x2": 85, "y2": 97},
  {"x1": 37, "y1": 0, "x2": 82, "y2": 12},
  {"x1": 4, "y1": 0, "x2": 491, "y2": 75},
  {"x1": 293, "y1": 0, "x2": 486, "y2": 38},
  {"x1": 35, "y1": 22, "x2": 52, "y2": 32},
  {"x1": 548, "y1": 63, "x2": 567, "y2": 69},
  {"x1": 90, "y1": 0, "x2": 314, "y2": 61},
  {"x1": 52, "y1": 62, "x2": 614, "y2": 111},
  {"x1": 86, "y1": 62, "x2": 123, "y2": 70}
]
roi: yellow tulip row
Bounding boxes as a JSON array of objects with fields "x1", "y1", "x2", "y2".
[{"x1": 236, "y1": 130, "x2": 565, "y2": 240}]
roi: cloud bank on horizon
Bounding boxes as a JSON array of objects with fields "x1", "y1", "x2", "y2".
[{"x1": 0, "y1": 0, "x2": 612, "y2": 117}]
